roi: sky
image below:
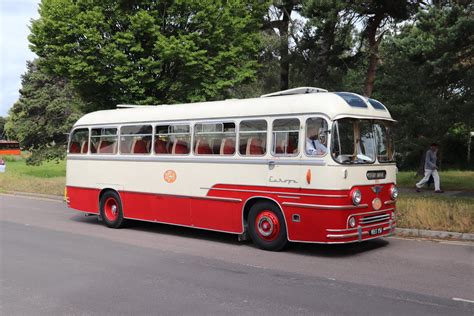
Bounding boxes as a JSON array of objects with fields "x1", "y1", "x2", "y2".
[{"x1": 0, "y1": 0, "x2": 40, "y2": 117}]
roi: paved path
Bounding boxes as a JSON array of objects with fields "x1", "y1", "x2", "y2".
[
  {"x1": 1, "y1": 194, "x2": 473, "y2": 315},
  {"x1": 399, "y1": 187, "x2": 474, "y2": 198}
]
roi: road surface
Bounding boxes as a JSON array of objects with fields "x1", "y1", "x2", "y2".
[{"x1": 1, "y1": 194, "x2": 473, "y2": 315}]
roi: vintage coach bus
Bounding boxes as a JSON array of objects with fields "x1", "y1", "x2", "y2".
[{"x1": 65, "y1": 87, "x2": 398, "y2": 251}]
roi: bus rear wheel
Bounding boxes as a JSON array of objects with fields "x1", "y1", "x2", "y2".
[
  {"x1": 99, "y1": 191, "x2": 126, "y2": 228},
  {"x1": 248, "y1": 202, "x2": 288, "y2": 251}
]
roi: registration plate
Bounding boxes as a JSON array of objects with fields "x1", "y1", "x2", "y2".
[{"x1": 369, "y1": 227, "x2": 383, "y2": 236}]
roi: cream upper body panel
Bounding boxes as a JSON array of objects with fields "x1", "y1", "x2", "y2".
[{"x1": 73, "y1": 92, "x2": 393, "y2": 127}]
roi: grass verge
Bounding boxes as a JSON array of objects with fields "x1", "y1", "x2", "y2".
[
  {"x1": 397, "y1": 170, "x2": 474, "y2": 191},
  {"x1": 0, "y1": 156, "x2": 65, "y2": 196},
  {"x1": 1, "y1": 156, "x2": 473, "y2": 233},
  {"x1": 396, "y1": 195, "x2": 473, "y2": 233}
]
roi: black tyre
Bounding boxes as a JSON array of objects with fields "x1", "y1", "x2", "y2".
[
  {"x1": 248, "y1": 201, "x2": 288, "y2": 251},
  {"x1": 99, "y1": 190, "x2": 126, "y2": 228}
]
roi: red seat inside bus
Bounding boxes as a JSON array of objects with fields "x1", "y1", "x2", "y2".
[
  {"x1": 80, "y1": 141, "x2": 89, "y2": 154},
  {"x1": 195, "y1": 139, "x2": 212, "y2": 155},
  {"x1": 154, "y1": 139, "x2": 168, "y2": 154},
  {"x1": 70, "y1": 142, "x2": 81, "y2": 153},
  {"x1": 247, "y1": 138, "x2": 264, "y2": 155},
  {"x1": 98, "y1": 140, "x2": 116, "y2": 154},
  {"x1": 220, "y1": 138, "x2": 235, "y2": 155},
  {"x1": 173, "y1": 140, "x2": 188, "y2": 154},
  {"x1": 132, "y1": 139, "x2": 149, "y2": 154}
]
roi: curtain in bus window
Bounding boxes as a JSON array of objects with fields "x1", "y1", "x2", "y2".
[
  {"x1": 194, "y1": 122, "x2": 236, "y2": 155},
  {"x1": 91, "y1": 128, "x2": 118, "y2": 154},
  {"x1": 239, "y1": 120, "x2": 267, "y2": 156},
  {"x1": 120, "y1": 125, "x2": 152, "y2": 154},
  {"x1": 272, "y1": 118, "x2": 299, "y2": 155}
]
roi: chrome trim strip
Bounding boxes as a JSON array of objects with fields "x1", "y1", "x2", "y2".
[
  {"x1": 384, "y1": 200, "x2": 395, "y2": 205},
  {"x1": 67, "y1": 155, "x2": 326, "y2": 166},
  {"x1": 192, "y1": 196, "x2": 242, "y2": 203},
  {"x1": 277, "y1": 195, "x2": 301, "y2": 199},
  {"x1": 327, "y1": 231, "x2": 369, "y2": 239},
  {"x1": 281, "y1": 202, "x2": 368, "y2": 210},
  {"x1": 348, "y1": 208, "x2": 394, "y2": 218},
  {"x1": 202, "y1": 187, "x2": 347, "y2": 198},
  {"x1": 333, "y1": 220, "x2": 393, "y2": 232},
  {"x1": 360, "y1": 217, "x2": 390, "y2": 225}
]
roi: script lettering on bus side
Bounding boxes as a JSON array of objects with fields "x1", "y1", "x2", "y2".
[{"x1": 269, "y1": 176, "x2": 298, "y2": 185}]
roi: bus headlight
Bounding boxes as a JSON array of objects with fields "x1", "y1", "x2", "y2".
[
  {"x1": 390, "y1": 185, "x2": 398, "y2": 200},
  {"x1": 351, "y1": 189, "x2": 362, "y2": 206},
  {"x1": 349, "y1": 217, "x2": 356, "y2": 228}
]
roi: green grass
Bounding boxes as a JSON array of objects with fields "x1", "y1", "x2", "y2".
[
  {"x1": 0, "y1": 156, "x2": 66, "y2": 196},
  {"x1": 397, "y1": 170, "x2": 474, "y2": 191},
  {"x1": 396, "y1": 195, "x2": 473, "y2": 233}
]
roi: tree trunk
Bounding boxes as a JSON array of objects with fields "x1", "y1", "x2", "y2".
[
  {"x1": 364, "y1": 14, "x2": 384, "y2": 97},
  {"x1": 279, "y1": 5, "x2": 293, "y2": 91}
]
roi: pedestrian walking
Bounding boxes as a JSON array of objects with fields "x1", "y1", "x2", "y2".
[{"x1": 415, "y1": 143, "x2": 443, "y2": 193}]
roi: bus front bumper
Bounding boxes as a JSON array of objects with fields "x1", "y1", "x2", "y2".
[{"x1": 326, "y1": 220, "x2": 396, "y2": 243}]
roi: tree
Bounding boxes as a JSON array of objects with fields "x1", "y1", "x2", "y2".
[
  {"x1": 350, "y1": 0, "x2": 421, "y2": 97},
  {"x1": 375, "y1": 4, "x2": 473, "y2": 169},
  {"x1": 291, "y1": 0, "x2": 358, "y2": 91},
  {"x1": 0, "y1": 117, "x2": 6, "y2": 139},
  {"x1": 29, "y1": 0, "x2": 269, "y2": 112},
  {"x1": 263, "y1": 1, "x2": 302, "y2": 91},
  {"x1": 5, "y1": 60, "x2": 84, "y2": 164}
]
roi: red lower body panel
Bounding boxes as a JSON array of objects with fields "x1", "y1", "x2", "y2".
[{"x1": 66, "y1": 183, "x2": 396, "y2": 243}]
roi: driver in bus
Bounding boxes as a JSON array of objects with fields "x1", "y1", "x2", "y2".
[{"x1": 306, "y1": 125, "x2": 327, "y2": 155}]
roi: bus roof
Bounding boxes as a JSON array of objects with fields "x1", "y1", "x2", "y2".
[{"x1": 74, "y1": 91, "x2": 394, "y2": 127}]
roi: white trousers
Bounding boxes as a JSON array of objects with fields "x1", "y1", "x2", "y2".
[{"x1": 416, "y1": 169, "x2": 440, "y2": 191}]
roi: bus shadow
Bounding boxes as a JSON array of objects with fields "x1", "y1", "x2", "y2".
[
  {"x1": 71, "y1": 214, "x2": 389, "y2": 256},
  {"x1": 286, "y1": 238, "x2": 390, "y2": 257},
  {"x1": 71, "y1": 214, "x2": 242, "y2": 246}
]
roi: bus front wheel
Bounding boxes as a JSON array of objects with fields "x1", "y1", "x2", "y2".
[
  {"x1": 248, "y1": 202, "x2": 288, "y2": 251},
  {"x1": 99, "y1": 191, "x2": 126, "y2": 229}
]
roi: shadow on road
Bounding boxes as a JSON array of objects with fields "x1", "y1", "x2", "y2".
[{"x1": 71, "y1": 214, "x2": 390, "y2": 256}]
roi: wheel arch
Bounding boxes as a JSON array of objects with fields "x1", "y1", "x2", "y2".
[
  {"x1": 241, "y1": 196, "x2": 288, "y2": 236},
  {"x1": 98, "y1": 188, "x2": 122, "y2": 209}
]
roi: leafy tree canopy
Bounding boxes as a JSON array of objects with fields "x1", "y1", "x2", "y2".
[
  {"x1": 375, "y1": 4, "x2": 473, "y2": 168},
  {"x1": 5, "y1": 60, "x2": 83, "y2": 164},
  {"x1": 29, "y1": 0, "x2": 269, "y2": 112}
]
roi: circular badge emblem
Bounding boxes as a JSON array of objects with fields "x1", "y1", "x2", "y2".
[
  {"x1": 164, "y1": 170, "x2": 177, "y2": 183},
  {"x1": 372, "y1": 198, "x2": 382, "y2": 210}
]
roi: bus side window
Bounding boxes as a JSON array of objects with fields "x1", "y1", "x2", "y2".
[
  {"x1": 91, "y1": 128, "x2": 118, "y2": 154},
  {"x1": 239, "y1": 120, "x2": 267, "y2": 156},
  {"x1": 305, "y1": 117, "x2": 328, "y2": 156},
  {"x1": 69, "y1": 128, "x2": 89, "y2": 154},
  {"x1": 194, "y1": 122, "x2": 236, "y2": 155},
  {"x1": 120, "y1": 125, "x2": 152, "y2": 154},
  {"x1": 155, "y1": 124, "x2": 191, "y2": 155},
  {"x1": 272, "y1": 119, "x2": 299, "y2": 156}
]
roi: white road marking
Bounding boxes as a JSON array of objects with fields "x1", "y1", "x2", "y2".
[{"x1": 452, "y1": 297, "x2": 474, "y2": 304}]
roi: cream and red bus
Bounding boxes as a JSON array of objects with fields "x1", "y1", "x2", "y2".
[{"x1": 65, "y1": 87, "x2": 398, "y2": 251}]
